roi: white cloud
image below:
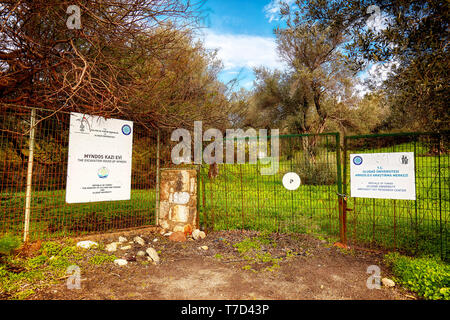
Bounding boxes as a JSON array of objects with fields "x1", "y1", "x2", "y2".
[
  {"x1": 353, "y1": 60, "x2": 400, "y2": 97},
  {"x1": 264, "y1": 0, "x2": 295, "y2": 23},
  {"x1": 201, "y1": 30, "x2": 286, "y2": 71}
]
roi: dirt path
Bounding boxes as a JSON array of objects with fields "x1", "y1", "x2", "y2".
[{"x1": 30, "y1": 229, "x2": 413, "y2": 300}]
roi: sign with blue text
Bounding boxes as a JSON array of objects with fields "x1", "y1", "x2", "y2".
[
  {"x1": 350, "y1": 152, "x2": 416, "y2": 200},
  {"x1": 66, "y1": 112, "x2": 133, "y2": 203}
]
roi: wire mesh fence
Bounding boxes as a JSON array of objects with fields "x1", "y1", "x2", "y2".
[
  {"x1": 0, "y1": 105, "x2": 158, "y2": 241},
  {"x1": 198, "y1": 133, "x2": 342, "y2": 238},
  {"x1": 1, "y1": 105, "x2": 448, "y2": 260},
  {"x1": 343, "y1": 132, "x2": 449, "y2": 260}
]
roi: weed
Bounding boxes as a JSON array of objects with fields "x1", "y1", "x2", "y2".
[
  {"x1": 0, "y1": 234, "x2": 21, "y2": 255},
  {"x1": 385, "y1": 252, "x2": 450, "y2": 300},
  {"x1": 89, "y1": 253, "x2": 117, "y2": 265}
]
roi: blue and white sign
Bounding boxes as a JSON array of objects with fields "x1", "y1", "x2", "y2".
[
  {"x1": 350, "y1": 152, "x2": 416, "y2": 200},
  {"x1": 66, "y1": 112, "x2": 133, "y2": 203}
]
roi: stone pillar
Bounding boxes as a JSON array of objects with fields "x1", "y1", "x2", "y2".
[{"x1": 159, "y1": 169, "x2": 197, "y2": 232}]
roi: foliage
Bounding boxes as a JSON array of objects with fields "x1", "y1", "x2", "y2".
[
  {"x1": 0, "y1": 234, "x2": 21, "y2": 255},
  {"x1": 291, "y1": 0, "x2": 449, "y2": 132},
  {"x1": 384, "y1": 252, "x2": 450, "y2": 300},
  {"x1": 232, "y1": 232, "x2": 285, "y2": 272},
  {"x1": 0, "y1": 1, "x2": 230, "y2": 130},
  {"x1": 0, "y1": 239, "x2": 85, "y2": 299},
  {"x1": 292, "y1": 162, "x2": 336, "y2": 185},
  {"x1": 89, "y1": 253, "x2": 117, "y2": 265}
]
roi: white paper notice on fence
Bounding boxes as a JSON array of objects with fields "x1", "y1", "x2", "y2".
[
  {"x1": 65, "y1": 112, "x2": 133, "y2": 203},
  {"x1": 350, "y1": 152, "x2": 416, "y2": 200}
]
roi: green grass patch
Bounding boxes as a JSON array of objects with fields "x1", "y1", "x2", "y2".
[
  {"x1": 0, "y1": 234, "x2": 21, "y2": 255},
  {"x1": 384, "y1": 252, "x2": 450, "y2": 300},
  {"x1": 89, "y1": 253, "x2": 117, "y2": 265},
  {"x1": 199, "y1": 149, "x2": 449, "y2": 259},
  {"x1": 0, "y1": 240, "x2": 85, "y2": 299}
]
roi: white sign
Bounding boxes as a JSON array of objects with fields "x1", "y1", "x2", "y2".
[
  {"x1": 350, "y1": 152, "x2": 416, "y2": 200},
  {"x1": 66, "y1": 112, "x2": 133, "y2": 203},
  {"x1": 282, "y1": 172, "x2": 301, "y2": 191}
]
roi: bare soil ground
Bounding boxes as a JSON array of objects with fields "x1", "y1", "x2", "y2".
[{"x1": 30, "y1": 228, "x2": 414, "y2": 300}]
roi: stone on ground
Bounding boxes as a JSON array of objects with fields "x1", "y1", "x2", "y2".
[
  {"x1": 114, "y1": 259, "x2": 128, "y2": 266},
  {"x1": 169, "y1": 231, "x2": 186, "y2": 242},
  {"x1": 118, "y1": 236, "x2": 127, "y2": 243},
  {"x1": 105, "y1": 242, "x2": 118, "y2": 252},
  {"x1": 134, "y1": 236, "x2": 145, "y2": 246},
  {"x1": 146, "y1": 247, "x2": 160, "y2": 263},
  {"x1": 192, "y1": 229, "x2": 201, "y2": 240},
  {"x1": 184, "y1": 224, "x2": 193, "y2": 236},
  {"x1": 120, "y1": 245, "x2": 132, "y2": 250},
  {"x1": 76, "y1": 240, "x2": 98, "y2": 249},
  {"x1": 198, "y1": 231, "x2": 206, "y2": 239},
  {"x1": 137, "y1": 250, "x2": 146, "y2": 256},
  {"x1": 382, "y1": 278, "x2": 395, "y2": 287}
]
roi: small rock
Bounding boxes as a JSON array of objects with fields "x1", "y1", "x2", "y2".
[
  {"x1": 134, "y1": 236, "x2": 145, "y2": 246},
  {"x1": 320, "y1": 285, "x2": 324, "y2": 289},
  {"x1": 137, "y1": 251, "x2": 146, "y2": 256},
  {"x1": 198, "y1": 231, "x2": 206, "y2": 239},
  {"x1": 146, "y1": 247, "x2": 160, "y2": 263},
  {"x1": 169, "y1": 231, "x2": 186, "y2": 242},
  {"x1": 382, "y1": 278, "x2": 395, "y2": 287},
  {"x1": 192, "y1": 229, "x2": 201, "y2": 240},
  {"x1": 114, "y1": 259, "x2": 128, "y2": 266},
  {"x1": 153, "y1": 238, "x2": 158, "y2": 242},
  {"x1": 76, "y1": 240, "x2": 98, "y2": 249},
  {"x1": 105, "y1": 242, "x2": 118, "y2": 252},
  {"x1": 164, "y1": 232, "x2": 173, "y2": 237},
  {"x1": 120, "y1": 245, "x2": 132, "y2": 250},
  {"x1": 118, "y1": 236, "x2": 127, "y2": 243},
  {"x1": 201, "y1": 245, "x2": 208, "y2": 250},
  {"x1": 184, "y1": 224, "x2": 193, "y2": 236}
]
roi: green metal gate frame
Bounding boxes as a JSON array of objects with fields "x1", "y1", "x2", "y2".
[
  {"x1": 198, "y1": 132, "x2": 344, "y2": 239},
  {"x1": 342, "y1": 131, "x2": 449, "y2": 261}
]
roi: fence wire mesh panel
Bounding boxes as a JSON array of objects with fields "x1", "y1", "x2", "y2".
[
  {"x1": 344, "y1": 132, "x2": 449, "y2": 260},
  {"x1": 0, "y1": 105, "x2": 157, "y2": 241},
  {"x1": 198, "y1": 133, "x2": 342, "y2": 238}
]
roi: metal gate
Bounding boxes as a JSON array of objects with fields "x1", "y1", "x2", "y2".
[
  {"x1": 342, "y1": 132, "x2": 449, "y2": 260},
  {"x1": 198, "y1": 133, "x2": 343, "y2": 239}
]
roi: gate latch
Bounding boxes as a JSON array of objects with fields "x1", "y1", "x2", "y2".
[
  {"x1": 336, "y1": 193, "x2": 353, "y2": 211},
  {"x1": 336, "y1": 192, "x2": 347, "y2": 201}
]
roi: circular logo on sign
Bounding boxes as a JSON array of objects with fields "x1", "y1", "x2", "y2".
[
  {"x1": 282, "y1": 172, "x2": 301, "y2": 191},
  {"x1": 353, "y1": 156, "x2": 363, "y2": 165},
  {"x1": 97, "y1": 167, "x2": 109, "y2": 178},
  {"x1": 121, "y1": 124, "x2": 131, "y2": 135}
]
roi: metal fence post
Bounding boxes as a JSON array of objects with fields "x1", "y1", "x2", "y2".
[
  {"x1": 336, "y1": 133, "x2": 347, "y2": 245},
  {"x1": 155, "y1": 128, "x2": 160, "y2": 226},
  {"x1": 23, "y1": 108, "x2": 36, "y2": 242}
]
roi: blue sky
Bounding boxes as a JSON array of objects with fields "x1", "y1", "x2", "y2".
[
  {"x1": 198, "y1": 0, "x2": 391, "y2": 95},
  {"x1": 199, "y1": 0, "x2": 292, "y2": 91}
]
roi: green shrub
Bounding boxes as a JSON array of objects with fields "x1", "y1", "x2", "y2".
[
  {"x1": 0, "y1": 234, "x2": 21, "y2": 255},
  {"x1": 385, "y1": 252, "x2": 450, "y2": 300},
  {"x1": 292, "y1": 162, "x2": 336, "y2": 185}
]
